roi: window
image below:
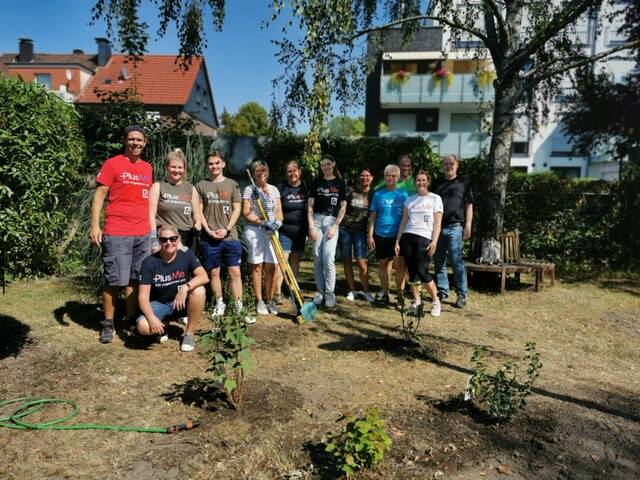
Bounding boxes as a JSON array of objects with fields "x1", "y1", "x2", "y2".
[
  {"x1": 388, "y1": 113, "x2": 417, "y2": 133},
  {"x1": 512, "y1": 141, "x2": 529, "y2": 156},
  {"x1": 450, "y1": 113, "x2": 481, "y2": 132},
  {"x1": 550, "y1": 126, "x2": 582, "y2": 156},
  {"x1": 605, "y1": 27, "x2": 627, "y2": 46},
  {"x1": 417, "y1": 109, "x2": 439, "y2": 132},
  {"x1": 382, "y1": 62, "x2": 418, "y2": 75},
  {"x1": 34, "y1": 73, "x2": 51, "y2": 90},
  {"x1": 550, "y1": 167, "x2": 581, "y2": 179}
]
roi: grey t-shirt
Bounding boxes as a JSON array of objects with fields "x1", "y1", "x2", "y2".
[
  {"x1": 195, "y1": 177, "x2": 242, "y2": 240},
  {"x1": 156, "y1": 181, "x2": 194, "y2": 231}
]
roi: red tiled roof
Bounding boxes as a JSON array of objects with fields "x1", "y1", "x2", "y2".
[
  {"x1": 77, "y1": 55, "x2": 202, "y2": 105},
  {"x1": 0, "y1": 53, "x2": 98, "y2": 74}
]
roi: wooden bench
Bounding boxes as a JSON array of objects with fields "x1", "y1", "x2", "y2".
[{"x1": 465, "y1": 231, "x2": 556, "y2": 294}]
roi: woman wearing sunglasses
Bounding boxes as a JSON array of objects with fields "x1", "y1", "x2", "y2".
[
  {"x1": 148, "y1": 148, "x2": 201, "y2": 252},
  {"x1": 136, "y1": 224, "x2": 208, "y2": 351}
]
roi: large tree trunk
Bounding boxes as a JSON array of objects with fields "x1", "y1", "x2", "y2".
[{"x1": 482, "y1": 81, "x2": 520, "y2": 237}]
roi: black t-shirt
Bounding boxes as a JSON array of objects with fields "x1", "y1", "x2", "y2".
[
  {"x1": 341, "y1": 186, "x2": 373, "y2": 234},
  {"x1": 309, "y1": 177, "x2": 347, "y2": 218},
  {"x1": 277, "y1": 181, "x2": 308, "y2": 237},
  {"x1": 139, "y1": 249, "x2": 202, "y2": 304},
  {"x1": 431, "y1": 175, "x2": 474, "y2": 227}
]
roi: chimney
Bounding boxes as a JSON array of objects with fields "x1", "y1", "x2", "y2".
[
  {"x1": 95, "y1": 37, "x2": 112, "y2": 67},
  {"x1": 18, "y1": 38, "x2": 34, "y2": 63}
]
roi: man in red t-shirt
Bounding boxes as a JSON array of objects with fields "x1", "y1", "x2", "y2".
[{"x1": 90, "y1": 125, "x2": 153, "y2": 343}]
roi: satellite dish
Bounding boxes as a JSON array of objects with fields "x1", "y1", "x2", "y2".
[{"x1": 65, "y1": 69, "x2": 72, "y2": 81}]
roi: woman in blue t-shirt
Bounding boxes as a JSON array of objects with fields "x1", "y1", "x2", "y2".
[{"x1": 307, "y1": 155, "x2": 347, "y2": 308}]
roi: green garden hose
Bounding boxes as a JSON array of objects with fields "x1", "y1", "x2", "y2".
[{"x1": 0, "y1": 398, "x2": 200, "y2": 434}]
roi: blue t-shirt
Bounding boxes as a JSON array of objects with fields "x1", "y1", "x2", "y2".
[{"x1": 370, "y1": 188, "x2": 409, "y2": 237}]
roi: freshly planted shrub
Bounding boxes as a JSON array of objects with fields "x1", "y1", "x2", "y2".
[
  {"x1": 325, "y1": 408, "x2": 392, "y2": 477},
  {"x1": 466, "y1": 342, "x2": 542, "y2": 422},
  {"x1": 200, "y1": 306, "x2": 255, "y2": 409}
]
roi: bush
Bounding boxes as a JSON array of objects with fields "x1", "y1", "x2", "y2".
[
  {"x1": 466, "y1": 342, "x2": 542, "y2": 422},
  {"x1": 325, "y1": 408, "x2": 392, "y2": 477},
  {"x1": 0, "y1": 76, "x2": 85, "y2": 277}
]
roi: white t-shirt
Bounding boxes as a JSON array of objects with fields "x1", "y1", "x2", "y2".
[
  {"x1": 403, "y1": 193, "x2": 444, "y2": 240},
  {"x1": 242, "y1": 184, "x2": 280, "y2": 223}
]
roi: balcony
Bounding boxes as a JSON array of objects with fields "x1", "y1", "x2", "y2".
[
  {"x1": 383, "y1": 131, "x2": 491, "y2": 159},
  {"x1": 380, "y1": 73, "x2": 494, "y2": 105}
]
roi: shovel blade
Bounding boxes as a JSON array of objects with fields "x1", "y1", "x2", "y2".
[{"x1": 299, "y1": 302, "x2": 317, "y2": 322}]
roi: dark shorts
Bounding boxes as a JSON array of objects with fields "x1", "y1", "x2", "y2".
[
  {"x1": 102, "y1": 234, "x2": 151, "y2": 287},
  {"x1": 136, "y1": 301, "x2": 186, "y2": 324},
  {"x1": 279, "y1": 231, "x2": 306, "y2": 253},
  {"x1": 338, "y1": 229, "x2": 368, "y2": 260},
  {"x1": 200, "y1": 237, "x2": 242, "y2": 271},
  {"x1": 399, "y1": 232, "x2": 432, "y2": 283},
  {"x1": 374, "y1": 233, "x2": 396, "y2": 260}
]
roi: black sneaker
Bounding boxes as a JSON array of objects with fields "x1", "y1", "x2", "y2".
[
  {"x1": 375, "y1": 293, "x2": 390, "y2": 307},
  {"x1": 454, "y1": 295, "x2": 467, "y2": 309},
  {"x1": 100, "y1": 321, "x2": 114, "y2": 343},
  {"x1": 437, "y1": 291, "x2": 448, "y2": 302}
]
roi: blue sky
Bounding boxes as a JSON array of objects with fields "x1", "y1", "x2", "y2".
[{"x1": 0, "y1": 0, "x2": 363, "y2": 131}]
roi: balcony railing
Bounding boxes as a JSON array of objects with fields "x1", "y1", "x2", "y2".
[
  {"x1": 381, "y1": 72, "x2": 494, "y2": 105},
  {"x1": 383, "y1": 131, "x2": 491, "y2": 159}
]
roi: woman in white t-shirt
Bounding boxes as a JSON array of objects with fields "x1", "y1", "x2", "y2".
[
  {"x1": 242, "y1": 160, "x2": 283, "y2": 317},
  {"x1": 394, "y1": 170, "x2": 443, "y2": 317}
]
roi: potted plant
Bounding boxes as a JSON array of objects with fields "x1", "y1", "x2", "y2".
[
  {"x1": 433, "y1": 67, "x2": 454, "y2": 87},
  {"x1": 390, "y1": 69, "x2": 411, "y2": 87}
]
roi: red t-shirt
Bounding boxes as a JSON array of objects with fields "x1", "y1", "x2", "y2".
[{"x1": 96, "y1": 154, "x2": 153, "y2": 236}]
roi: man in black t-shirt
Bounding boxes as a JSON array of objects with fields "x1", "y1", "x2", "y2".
[
  {"x1": 431, "y1": 154, "x2": 474, "y2": 308},
  {"x1": 137, "y1": 225, "x2": 209, "y2": 351}
]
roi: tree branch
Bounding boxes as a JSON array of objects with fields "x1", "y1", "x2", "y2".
[
  {"x1": 351, "y1": 15, "x2": 489, "y2": 44},
  {"x1": 507, "y1": 0, "x2": 597, "y2": 73},
  {"x1": 527, "y1": 39, "x2": 640, "y2": 84},
  {"x1": 483, "y1": 0, "x2": 509, "y2": 45}
]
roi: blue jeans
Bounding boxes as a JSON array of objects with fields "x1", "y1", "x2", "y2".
[
  {"x1": 434, "y1": 224, "x2": 468, "y2": 298},
  {"x1": 312, "y1": 214, "x2": 339, "y2": 295}
]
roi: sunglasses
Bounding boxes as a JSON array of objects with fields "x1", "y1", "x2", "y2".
[{"x1": 159, "y1": 235, "x2": 179, "y2": 244}]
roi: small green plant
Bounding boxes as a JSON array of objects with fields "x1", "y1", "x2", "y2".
[
  {"x1": 200, "y1": 306, "x2": 255, "y2": 409},
  {"x1": 325, "y1": 408, "x2": 392, "y2": 477},
  {"x1": 466, "y1": 341, "x2": 542, "y2": 422}
]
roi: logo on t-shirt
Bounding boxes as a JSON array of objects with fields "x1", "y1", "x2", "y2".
[{"x1": 142, "y1": 189, "x2": 149, "y2": 199}]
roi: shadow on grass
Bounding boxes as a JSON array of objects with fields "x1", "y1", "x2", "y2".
[
  {"x1": 596, "y1": 279, "x2": 640, "y2": 297},
  {"x1": 303, "y1": 441, "x2": 340, "y2": 480},
  {"x1": 0, "y1": 314, "x2": 31, "y2": 359},
  {"x1": 162, "y1": 377, "x2": 228, "y2": 411},
  {"x1": 417, "y1": 394, "x2": 497, "y2": 426},
  {"x1": 53, "y1": 301, "x2": 103, "y2": 330}
]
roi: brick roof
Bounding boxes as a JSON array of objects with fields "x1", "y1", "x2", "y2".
[
  {"x1": 77, "y1": 55, "x2": 203, "y2": 105},
  {"x1": 0, "y1": 53, "x2": 98, "y2": 75}
]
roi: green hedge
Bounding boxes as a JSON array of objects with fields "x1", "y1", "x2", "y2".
[{"x1": 0, "y1": 76, "x2": 85, "y2": 277}]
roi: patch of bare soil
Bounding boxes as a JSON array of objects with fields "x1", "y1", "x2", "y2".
[{"x1": 1, "y1": 270, "x2": 639, "y2": 479}]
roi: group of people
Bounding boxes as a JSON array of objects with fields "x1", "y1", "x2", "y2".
[{"x1": 91, "y1": 125, "x2": 473, "y2": 352}]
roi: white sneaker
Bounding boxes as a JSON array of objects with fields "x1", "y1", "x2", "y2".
[
  {"x1": 346, "y1": 291, "x2": 356, "y2": 301},
  {"x1": 157, "y1": 333, "x2": 169, "y2": 343},
  {"x1": 325, "y1": 292, "x2": 336, "y2": 308},
  {"x1": 211, "y1": 299, "x2": 226, "y2": 318},
  {"x1": 431, "y1": 301, "x2": 441, "y2": 317},
  {"x1": 256, "y1": 300, "x2": 269, "y2": 315},
  {"x1": 313, "y1": 292, "x2": 324, "y2": 306},
  {"x1": 234, "y1": 301, "x2": 256, "y2": 325},
  {"x1": 266, "y1": 301, "x2": 278, "y2": 315},
  {"x1": 363, "y1": 291, "x2": 375, "y2": 303}
]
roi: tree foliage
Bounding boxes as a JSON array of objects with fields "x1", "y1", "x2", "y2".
[
  {"x1": 0, "y1": 76, "x2": 85, "y2": 277},
  {"x1": 220, "y1": 101, "x2": 271, "y2": 137},
  {"x1": 327, "y1": 115, "x2": 365, "y2": 137},
  {"x1": 563, "y1": 0, "x2": 640, "y2": 171}
]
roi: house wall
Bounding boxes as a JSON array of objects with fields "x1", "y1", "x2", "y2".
[
  {"x1": 183, "y1": 66, "x2": 218, "y2": 129},
  {"x1": 9, "y1": 65, "x2": 89, "y2": 96}
]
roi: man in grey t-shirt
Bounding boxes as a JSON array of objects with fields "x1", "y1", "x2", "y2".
[{"x1": 196, "y1": 151, "x2": 254, "y2": 324}]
